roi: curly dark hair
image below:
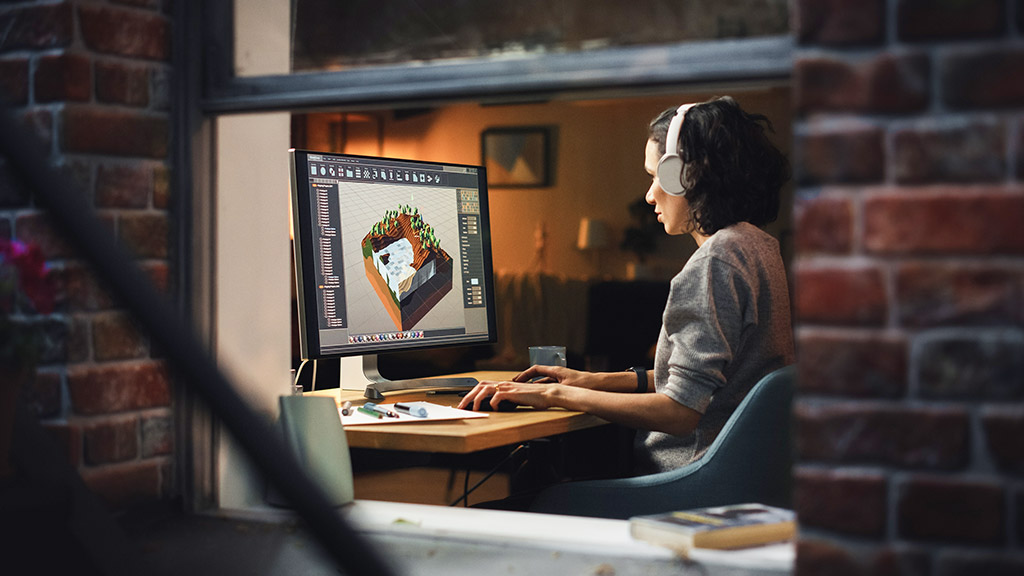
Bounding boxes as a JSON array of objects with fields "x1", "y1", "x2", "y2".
[{"x1": 648, "y1": 96, "x2": 790, "y2": 235}]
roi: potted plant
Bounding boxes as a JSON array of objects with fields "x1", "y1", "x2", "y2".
[
  {"x1": 619, "y1": 198, "x2": 660, "y2": 279},
  {"x1": 1, "y1": 239, "x2": 55, "y2": 478}
]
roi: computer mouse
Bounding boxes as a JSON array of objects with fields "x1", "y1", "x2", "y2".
[{"x1": 464, "y1": 396, "x2": 518, "y2": 412}]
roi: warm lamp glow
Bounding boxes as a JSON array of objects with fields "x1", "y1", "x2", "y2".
[{"x1": 577, "y1": 217, "x2": 610, "y2": 251}]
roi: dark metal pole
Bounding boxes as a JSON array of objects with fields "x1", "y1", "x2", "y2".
[{"x1": 0, "y1": 106, "x2": 398, "y2": 576}]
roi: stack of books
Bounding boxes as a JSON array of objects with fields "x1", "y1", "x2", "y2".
[{"x1": 629, "y1": 503, "x2": 796, "y2": 554}]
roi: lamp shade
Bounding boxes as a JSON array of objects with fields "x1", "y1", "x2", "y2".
[{"x1": 577, "y1": 217, "x2": 609, "y2": 251}]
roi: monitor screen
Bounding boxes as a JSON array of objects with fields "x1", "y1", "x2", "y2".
[{"x1": 289, "y1": 149, "x2": 497, "y2": 390}]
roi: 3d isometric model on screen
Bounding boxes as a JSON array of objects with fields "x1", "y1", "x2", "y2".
[{"x1": 361, "y1": 204, "x2": 453, "y2": 331}]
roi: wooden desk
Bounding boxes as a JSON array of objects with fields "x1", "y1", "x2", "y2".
[{"x1": 309, "y1": 371, "x2": 608, "y2": 454}]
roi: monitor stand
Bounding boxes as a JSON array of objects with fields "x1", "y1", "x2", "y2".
[{"x1": 339, "y1": 355, "x2": 479, "y2": 401}]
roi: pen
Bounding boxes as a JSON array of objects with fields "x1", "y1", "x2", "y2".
[
  {"x1": 364, "y1": 402, "x2": 399, "y2": 418},
  {"x1": 394, "y1": 402, "x2": 429, "y2": 418},
  {"x1": 356, "y1": 406, "x2": 383, "y2": 419}
]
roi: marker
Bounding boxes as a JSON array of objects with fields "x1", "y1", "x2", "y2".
[
  {"x1": 356, "y1": 406, "x2": 382, "y2": 419},
  {"x1": 394, "y1": 403, "x2": 428, "y2": 418},
  {"x1": 364, "y1": 402, "x2": 399, "y2": 418}
]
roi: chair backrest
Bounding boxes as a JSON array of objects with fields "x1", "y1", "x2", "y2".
[
  {"x1": 528, "y1": 364, "x2": 795, "y2": 518},
  {"x1": 686, "y1": 364, "x2": 795, "y2": 509},
  {"x1": 267, "y1": 395, "x2": 354, "y2": 508}
]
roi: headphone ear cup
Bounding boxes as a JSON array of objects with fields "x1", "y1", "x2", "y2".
[{"x1": 657, "y1": 154, "x2": 686, "y2": 196}]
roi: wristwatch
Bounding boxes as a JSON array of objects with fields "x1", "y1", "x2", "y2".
[{"x1": 627, "y1": 366, "x2": 648, "y2": 393}]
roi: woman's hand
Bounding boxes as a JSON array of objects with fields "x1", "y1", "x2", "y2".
[
  {"x1": 512, "y1": 365, "x2": 593, "y2": 388},
  {"x1": 456, "y1": 379, "x2": 560, "y2": 411}
]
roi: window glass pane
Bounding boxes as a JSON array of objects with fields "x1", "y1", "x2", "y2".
[{"x1": 291, "y1": 0, "x2": 789, "y2": 72}]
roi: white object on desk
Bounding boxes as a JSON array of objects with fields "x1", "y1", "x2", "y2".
[
  {"x1": 340, "y1": 500, "x2": 795, "y2": 576},
  {"x1": 340, "y1": 401, "x2": 488, "y2": 426}
]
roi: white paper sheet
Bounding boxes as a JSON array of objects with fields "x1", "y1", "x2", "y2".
[{"x1": 339, "y1": 401, "x2": 489, "y2": 426}]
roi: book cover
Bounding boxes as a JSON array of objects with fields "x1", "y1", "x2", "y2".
[{"x1": 630, "y1": 503, "x2": 796, "y2": 552}]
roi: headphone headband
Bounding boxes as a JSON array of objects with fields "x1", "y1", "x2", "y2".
[{"x1": 656, "y1": 104, "x2": 694, "y2": 196}]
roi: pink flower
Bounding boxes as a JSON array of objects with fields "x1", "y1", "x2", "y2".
[{"x1": 0, "y1": 239, "x2": 55, "y2": 315}]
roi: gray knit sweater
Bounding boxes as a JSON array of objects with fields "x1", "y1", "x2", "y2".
[{"x1": 634, "y1": 222, "x2": 794, "y2": 474}]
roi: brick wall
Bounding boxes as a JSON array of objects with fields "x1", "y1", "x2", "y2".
[
  {"x1": 793, "y1": 0, "x2": 1024, "y2": 573},
  {"x1": 0, "y1": 1, "x2": 174, "y2": 509}
]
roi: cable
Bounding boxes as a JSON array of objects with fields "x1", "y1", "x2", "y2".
[
  {"x1": 293, "y1": 359, "x2": 309, "y2": 392},
  {"x1": 449, "y1": 444, "x2": 526, "y2": 507}
]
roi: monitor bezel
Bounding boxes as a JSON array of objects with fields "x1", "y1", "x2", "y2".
[{"x1": 289, "y1": 148, "x2": 498, "y2": 360}]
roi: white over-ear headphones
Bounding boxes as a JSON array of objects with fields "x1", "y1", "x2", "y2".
[{"x1": 656, "y1": 104, "x2": 694, "y2": 197}]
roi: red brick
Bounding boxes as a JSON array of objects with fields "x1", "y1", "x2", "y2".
[
  {"x1": 141, "y1": 413, "x2": 172, "y2": 457},
  {"x1": 34, "y1": 52, "x2": 91, "y2": 103},
  {"x1": 67, "y1": 361, "x2": 171, "y2": 415},
  {"x1": 794, "y1": 0, "x2": 885, "y2": 46},
  {"x1": 153, "y1": 164, "x2": 169, "y2": 209},
  {"x1": 941, "y1": 48, "x2": 1024, "y2": 110},
  {"x1": 795, "y1": 539, "x2": 862, "y2": 576},
  {"x1": 62, "y1": 106, "x2": 168, "y2": 159},
  {"x1": 797, "y1": 124, "x2": 884, "y2": 185},
  {"x1": 141, "y1": 261, "x2": 170, "y2": 295},
  {"x1": 795, "y1": 53, "x2": 929, "y2": 115},
  {"x1": 897, "y1": 477, "x2": 1003, "y2": 544},
  {"x1": 794, "y1": 263, "x2": 888, "y2": 326},
  {"x1": 897, "y1": 0, "x2": 1005, "y2": 42},
  {"x1": 796, "y1": 402, "x2": 969, "y2": 469},
  {"x1": 96, "y1": 163, "x2": 151, "y2": 209},
  {"x1": 917, "y1": 334, "x2": 1024, "y2": 400},
  {"x1": 80, "y1": 460, "x2": 162, "y2": 509},
  {"x1": 40, "y1": 422, "x2": 82, "y2": 469},
  {"x1": 0, "y1": 3, "x2": 74, "y2": 52},
  {"x1": 870, "y1": 548, "x2": 930, "y2": 576},
  {"x1": 0, "y1": 58, "x2": 29, "y2": 105},
  {"x1": 794, "y1": 193, "x2": 853, "y2": 254},
  {"x1": 119, "y1": 212, "x2": 168, "y2": 258},
  {"x1": 67, "y1": 315, "x2": 90, "y2": 363},
  {"x1": 14, "y1": 211, "x2": 75, "y2": 259},
  {"x1": 797, "y1": 331, "x2": 907, "y2": 398},
  {"x1": 83, "y1": 416, "x2": 138, "y2": 464},
  {"x1": 93, "y1": 312, "x2": 147, "y2": 361},
  {"x1": 981, "y1": 407, "x2": 1024, "y2": 475},
  {"x1": 795, "y1": 541, "x2": 928, "y2": 576},
  {"x1": 895, "y1": 263, "x2": 1024, "y2": 327},
  {"x1": 891, "y1": 120, "x2": 1005, "y2": 183},
  {"x1": 864, "y1": 189, "x2": 1024, "y2": 255},
  {"x1": 61, "y1": 262, "x2": 116, "y2": 313},
  {"x1": 78, "y1": 5, "x2": 170, "y2": 61},
  {"x1": 795, "y1": 468, "x2": 887, "y2": 537},
  {"x1": 95, "y1": 60, "x2": 149, "y2": 107}
]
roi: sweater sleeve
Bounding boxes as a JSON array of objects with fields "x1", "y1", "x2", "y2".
[{"x1": 659, "y1": 254, "x2": 751, "y2": 414}]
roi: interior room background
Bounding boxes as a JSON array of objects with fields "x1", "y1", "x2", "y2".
[{"x1": 0, "y1": 1, "x2": 1022, "y2": 574}]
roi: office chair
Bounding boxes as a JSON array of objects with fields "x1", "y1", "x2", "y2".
[{"x1": 528, "y1": 365, "x2": 795, "y2": 519}]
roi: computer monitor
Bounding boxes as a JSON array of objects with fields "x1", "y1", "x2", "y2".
[{"x1": 289, "y1": 149, "x2": 498, "y2": 400}]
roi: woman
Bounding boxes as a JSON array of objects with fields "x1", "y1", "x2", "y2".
[{"x1": 459, "y1": 96, "x2": 794, "y2": 474}]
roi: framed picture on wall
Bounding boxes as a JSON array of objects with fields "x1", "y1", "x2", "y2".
[{"x1": 481, "y1": 127, "x2": 551, "y2": 187}]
